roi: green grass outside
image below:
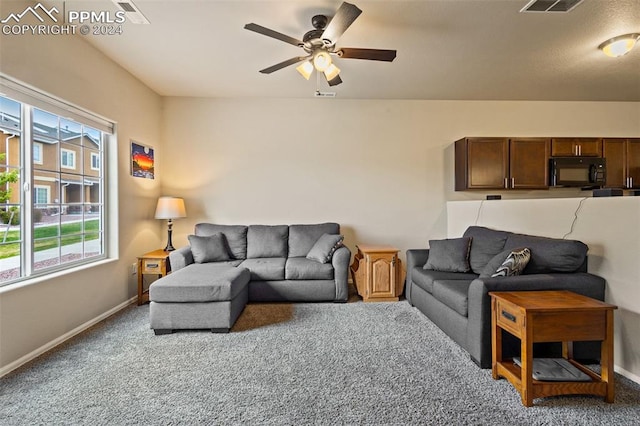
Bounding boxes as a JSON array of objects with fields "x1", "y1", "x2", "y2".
[{"x1": 0, "y1": 219, "x2": 100, "y2": 260}]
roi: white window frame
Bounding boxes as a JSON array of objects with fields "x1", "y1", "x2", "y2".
[
  {"x1": 90, "y1": 152, "x2": 100, "y2": 170},
  {"x1": 33, "y1": 185, "x2": 50, "y2": 204},
  {"x1": 33, "y1": 142, "x2": 43, "y2": 164},
  {"x1": 0, "y1": 74, "x2": 115, "y2": 288},
  {"x1": 60, "y1": 148, "x2": 76, "y2": 169}
]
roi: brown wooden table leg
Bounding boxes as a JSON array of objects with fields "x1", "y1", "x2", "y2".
[
  {"x1": 602, "y1": 309, "x2": 615, "y2": 403},
  {"x1": 521, "y1": 313, "x2": 534, "y2": 407},
  {"x1": 491, "y1": 297, "x2": 502, "y2": 379}
]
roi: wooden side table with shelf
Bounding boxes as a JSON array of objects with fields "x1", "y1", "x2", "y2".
[
  {"x1": 137, "y1": 249, "x2": 171, "y2": 305},
  {"x1": 350, "y1": 245, "x2": 405, "y2": 302},
  {"x1": 490, "y1": 290, "x2": 617, "y2": 407}
]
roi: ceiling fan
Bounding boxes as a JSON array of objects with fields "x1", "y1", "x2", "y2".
[{"x1": 244, "y1": 2, "x2": 397, "y2": 87}]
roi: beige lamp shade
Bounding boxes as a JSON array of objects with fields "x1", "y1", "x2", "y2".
[{"x1": 154, "y1": 196, "x2": 186, "y2": 219}]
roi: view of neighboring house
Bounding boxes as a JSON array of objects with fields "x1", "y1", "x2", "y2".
[{"x1": 0, "y1": 102, "x2": 102, "y2": 219}]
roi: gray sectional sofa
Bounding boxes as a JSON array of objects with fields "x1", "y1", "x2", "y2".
[
  {"x1": 149, "y1": 222, "x2": 350, "y2": 334},
  {"x1": 406, "y1": 226, "x2": 606, "y2": 368}
]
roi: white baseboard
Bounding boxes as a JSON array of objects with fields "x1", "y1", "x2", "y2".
[
  {"x1": 615, "y1": 365, "x2": 640, "y2": 385},
  {"x1": 0, "y1": 296, "x2": 136, "y2": 378}
]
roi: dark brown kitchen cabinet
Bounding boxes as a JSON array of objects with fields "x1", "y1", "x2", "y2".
[
  {"x1": 603, "y1": 138, "x2": 640, "y2": 189},
  {"x1": 455, "y1": 137, "x2": 549, "y2": 190},
  {"x1": 551, "y1": 138, "x2": 602, "y2": 157}
]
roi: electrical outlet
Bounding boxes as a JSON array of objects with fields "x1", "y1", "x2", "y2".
[{"x1": 131, "y1": 263, "x2": 137, "y2": 275}]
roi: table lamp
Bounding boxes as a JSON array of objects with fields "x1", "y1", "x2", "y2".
[{"x1": 154, "y1": 196, "x2": 187, "y2": 251}]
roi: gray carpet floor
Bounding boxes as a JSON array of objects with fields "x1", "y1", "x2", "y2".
[{"x1": 1, "y1": 297, "x2": 639, "y2": 425}]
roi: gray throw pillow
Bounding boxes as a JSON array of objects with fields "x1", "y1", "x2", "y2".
[
  {"x1": 479, "y1": 247, "x2": 531, "y2": 278},
  {"x1": 306, "y1": 234, "x2": 344, "y2": 264},
  {"x1": 188, "y1": 233, "x2": 231, "y2": 263},
  {"x1": 423, "y1": 237, "x2": 472, "y2": 273}
]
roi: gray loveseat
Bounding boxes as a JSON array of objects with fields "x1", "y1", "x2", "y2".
[
  {"x1": 149, "y1": 222, "x2": 350, "y2": 334},
  {"x1": 406, "y1": 226, "x2": 606, "y2": 368}
]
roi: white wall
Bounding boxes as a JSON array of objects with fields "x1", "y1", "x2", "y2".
[
  {"x1": 447, "y1": 198, "x2": 640, "y2": 381},
  {"x1": 0, "y1": 2, "x2": 163, "y2": 371}
]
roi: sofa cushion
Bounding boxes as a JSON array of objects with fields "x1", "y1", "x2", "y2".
[
  {"x1": 285, "y1": 257, "x2": 334, "y2": 280},
  {"x1": 463, "y1": 226, "x2": 510, "y2": 274},
  {"x1": 239, "y1": 258, "x2": 286, "y2": 281},
  {"x1": 187, "y1": 233, "x2": 231, "y2": 263},
  {"x1": 424, "y1": 237, "x2": 472, "y2": 273},
  {"x1": 306, "y1": 234, "x2": 344, "y2": 263},
  {"x1": 504, "y1": 234, "x2": 587, "y2": 274},
  {"x1": 149, "y1": 264, "x2": 250, "y2": 303},
  {"x1": 411, "y1": 268, "x2": 478, "y2": 295},
  {"x1": 195, "y1": 224, "x2": 248, "y2": 260},
  {"x1": 432, "y1": 280, "x2": 472, "y2": 317},
  {"x1": 288, "y1": 223, "x2": 340, "y2": 258},
  {"x1": 247, "y1": 225, "x2": 289, "y2": 258}
]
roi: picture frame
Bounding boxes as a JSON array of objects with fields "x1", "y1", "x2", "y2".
[{"x1": 130, "y1": 141, "x2": 155, "y2": 179}]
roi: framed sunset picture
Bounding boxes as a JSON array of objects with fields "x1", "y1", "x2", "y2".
[{"x1": 131, "y1": 141, "x2": 155, "y2": 179}]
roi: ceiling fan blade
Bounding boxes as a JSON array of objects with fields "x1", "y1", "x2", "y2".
[
  {"x1": 244, "y1": 23, "x2": 304, "y2": 47},
  {"x1": 321, "y1": 2, "x2": 362, "y2": 45},
  {"x1": 259, "y1": 56, "x2": 310, "y2": 74},
  {"x1": 338, "y1": 48, "x2": 397, "y2": 62},
  {"x1": 327, "y1": 74, "x2": 343, "y2": 87}
]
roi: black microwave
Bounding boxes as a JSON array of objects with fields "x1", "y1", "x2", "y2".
[{"x1": 550, "y1": 157, "x2": 606, "y2": 188}]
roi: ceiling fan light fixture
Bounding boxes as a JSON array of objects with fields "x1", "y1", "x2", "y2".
[
  {"x1": 296, "y1": 61, "x2": 314, "y2": 80},
  {"x1": 598, "y1": 33, "x2": 640, "y2": 57},
  {"x1": 313, "y1": 51, "x2": 332, "y2": 72},
  {"x1": 324, "y1": 63, "x2": 341, "y2": 81}
]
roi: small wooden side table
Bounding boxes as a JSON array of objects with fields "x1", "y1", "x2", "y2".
[
  {"x1": 350, "y1": 245, "x2": 405, "y2": 302},
  {"x1": 137, "y1": 249, "x2": 171, "y2": 305},
  {"x1": 490, "y1": 290, "x2": 617, "y2": 407}
]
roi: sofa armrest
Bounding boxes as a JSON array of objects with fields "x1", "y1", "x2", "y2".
[
  {"x1": 466, "y1": 272, "x2": 606, "y2": 368},
  {"x1": 169, "y1": 246, "x2": 194, "y2": 272},
  {"x1": 405, "y1": 249, "x2": 430, "y2": 304},
  {"x1": 332, "y1": 245, "x2": 351, "y2": 302}
]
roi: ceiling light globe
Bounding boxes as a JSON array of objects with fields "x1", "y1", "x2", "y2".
[
  {"x1": 599, "y1": 33, "x2": 640, "y2": 58},
  {"x1": 313, "y1": 51, "x2": 332, "y2": 72},
  {"x1": 296, "y1": 61, "x2": 314, "y2": 80},
  {"x1": 324, "y1": 63, "x2": 340, "y2": 81}
]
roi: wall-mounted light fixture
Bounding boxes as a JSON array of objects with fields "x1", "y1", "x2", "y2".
[{"x1": 598, "y1": 33, "x2": 640, "y2": 57}]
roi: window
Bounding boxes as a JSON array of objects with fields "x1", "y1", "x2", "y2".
[
  {"x1": 34, "y1": 186, "x2": 49, "y2": 204},
  {"x1": 33, "y1": 142, "x2": 43, "y2": 164},
  {"x1": 60, "y1": 148, "x2": 76, "y2": 169},
  {"x1": 0, "y1": 81, "x2": 113, "y2": 287},
  {"x1": 91, "y1": 152, "x2": 100, "y2": 170}
]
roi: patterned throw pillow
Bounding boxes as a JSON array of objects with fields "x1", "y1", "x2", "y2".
[{"x1": 491, "y1": 247, "x2": 531, "y2": 277}]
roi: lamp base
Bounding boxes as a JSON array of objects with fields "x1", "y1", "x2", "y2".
[{"x1": 164, "y1": 221, "x2": 175, "y2": 251}]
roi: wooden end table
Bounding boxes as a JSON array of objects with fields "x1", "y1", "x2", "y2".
[
  {"x1": 490, "y1": 290, "x2": 617, "y2": 407},
  {"x1": 137, "y1": 249, "x2": 171, "y2": 305},
  {"x1": 350, "y1": 245, "x2": 405, "y2": 302}
]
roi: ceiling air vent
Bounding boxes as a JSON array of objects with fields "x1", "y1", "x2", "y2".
[
  {"x1": 111, "y1": 0, "x2": 150, "y2": 24},
  {"x1": 520, "y1": 0, "x2": 584, "y2": 13}
]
